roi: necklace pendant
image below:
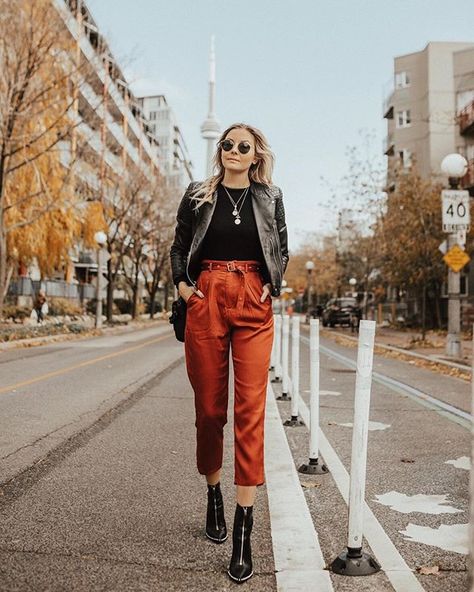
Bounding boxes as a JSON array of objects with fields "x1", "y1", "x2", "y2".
[
  {"x1": 234, "y1": 217, "x2": 241, "y2": 225},
  {"x1": 232, "y1": 209, "x2": 238, "y2": 216}
]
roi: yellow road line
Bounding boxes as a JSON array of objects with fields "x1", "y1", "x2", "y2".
[{"x1": 0, "y1": 333, "x2": 173, "y2": 395}]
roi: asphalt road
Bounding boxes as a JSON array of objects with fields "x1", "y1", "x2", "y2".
[{"x1": 0, "y1": 320, "x2": 469, "y2": 591}]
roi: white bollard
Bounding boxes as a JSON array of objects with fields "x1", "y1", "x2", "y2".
[
  {"x1": 277, "y1": 315, "x2": 291, "y2": 400},
  {"x1": 299, "y1": 318, "x2": 328, "y2": 474},
  {"x1": 284, "y1": 316, "x2": 304, "y2": 427},
  {"x1": 331, "y1": 320, "x2": 380, "y2": 576},
  {"x1": 271, "y1": 314, "x2": 283, "y2": 382}
]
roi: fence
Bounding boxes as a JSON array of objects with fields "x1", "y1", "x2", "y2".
[{"x1": 8, "y1": 278, "x2": 95, "y2": 301}]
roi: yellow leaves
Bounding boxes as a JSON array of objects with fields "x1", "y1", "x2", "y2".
[{"x1": 82, "y1": 202, "x2": 107, "y2": 249}]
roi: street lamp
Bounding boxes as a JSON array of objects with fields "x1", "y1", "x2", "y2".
[
  {"x1": 94, "y1": 231, "x2": 107, "y2": 329},
  {"x1": 349, "y1": 277, "x2": 357, "y2": 297},
  {"x1": 440, "y1": 154, "x2": 469, "y2": 358},
  {"x1": 305, "y1": 261, "x2": 315, "y2": 322}
]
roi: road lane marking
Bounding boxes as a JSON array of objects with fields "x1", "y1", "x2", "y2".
[
  {"x1": 374, "y1": 492, "x2": 463, "y2": 514},
  {"x1": 401, "y1": 523, "x2": 468, "y2": 554},
  {"x1": 296, "y1": 396, "x2": 426, "y2": 592},
  {"x1": 445, "y1": 456, "x2": 470, "y2": 470},
  {"x1": 0, "y1": 333, "x2": 173, "y2": 395},
  {"x1": 264, "y1": 383, "x2": 334, "y2": 591}
]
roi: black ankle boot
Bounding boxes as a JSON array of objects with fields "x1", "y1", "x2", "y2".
[
  {"x1": 205, "y1": 482, "x2": 228, "y2": 543},
  {"x1": 227, "y1": 503, "x2": 254, "y2": 583}
]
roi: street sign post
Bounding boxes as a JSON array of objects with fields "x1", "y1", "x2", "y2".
[{"x1": 442, "y1": 189, "x2": 470, "y2": 232}]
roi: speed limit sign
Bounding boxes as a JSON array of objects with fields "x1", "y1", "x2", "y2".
[{"x1": 442, "y1": 189, "x2": 470, "y2": 232}]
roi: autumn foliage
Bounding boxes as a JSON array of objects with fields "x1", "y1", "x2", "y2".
[{"x1": 0, "y1": 0, "x2": 106, "y2": 312}]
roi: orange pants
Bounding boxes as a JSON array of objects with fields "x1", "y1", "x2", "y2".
[{"x1": 184, "y1": 259, "x2": 274, "y2": 486}]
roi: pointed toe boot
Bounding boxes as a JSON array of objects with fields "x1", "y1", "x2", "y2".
[
  {"x1": 205, "y1": 482, "x2": 228, "y2": 543},
  {"x1": 227, "y1": 503, "x2": 254, "y2": 583}
]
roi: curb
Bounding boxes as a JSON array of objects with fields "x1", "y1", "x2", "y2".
[{"x1": 299, "y1": 321, "x2": 471, "y2": 374}]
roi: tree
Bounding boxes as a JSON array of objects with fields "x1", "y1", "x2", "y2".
[
  {"x1": 373, "y1": 167, "x2": 446, "y2": 333},
  {"x1": 0, "y1": 0, "x2": 104, "y2": 312},
  {"x1": 139, "y1": 187, "x2": 176, "y2": 318}
]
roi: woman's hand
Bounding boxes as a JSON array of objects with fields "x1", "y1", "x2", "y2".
[
  {"x1": 178, "y1": 281, "x2": 204, "y2": 303},
  {"x1": 260, "y1": 282, "x2": 272, "y2": 303}
]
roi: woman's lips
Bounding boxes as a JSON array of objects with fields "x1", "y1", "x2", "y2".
[{"x1": 227, "y1": 158, "x2": 239, "y2": 162}]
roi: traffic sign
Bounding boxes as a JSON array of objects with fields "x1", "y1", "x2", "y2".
[
  {"x1": 443, "y1": 244, "x2": 470, "y2": 272},
  {"x1": 442, "y1": 189, "x2": 470, "y2": 232}
]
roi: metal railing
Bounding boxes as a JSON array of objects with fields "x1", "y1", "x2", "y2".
[{"x1": 8, "y1": 278, "x2": 95, "y2": 300}]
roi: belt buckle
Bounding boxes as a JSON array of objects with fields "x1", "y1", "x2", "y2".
[{"x1": 226, "y1": 261, "x2": 236, "y2": 272}]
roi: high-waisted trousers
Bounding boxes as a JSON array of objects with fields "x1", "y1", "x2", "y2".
[{"x1": 184, "y1": 259, "x2": 274, "y2": 486}]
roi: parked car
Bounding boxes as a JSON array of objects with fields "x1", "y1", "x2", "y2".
[
  {"x1": 305, "y1": 304, "x2": 324, "y2": 323},
  {"x1": 322, "y1": 297, "x2": 360, "y2": 328}
]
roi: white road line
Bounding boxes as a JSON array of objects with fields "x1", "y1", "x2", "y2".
[
  {"x1": 302, "y1": 336, "x2": 471, "y2": 430},
  {"x1": 264, "y1": 383, "x2": 334, "y2": 591},
  {"x1": 297, "y1": 396, "x2": 426, "y2": 592}
]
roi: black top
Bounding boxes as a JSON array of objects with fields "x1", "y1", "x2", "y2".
[
  {"x1": 176, "y1": 183, "x2": 269, "y2": 286},
  {"x1": 200, "y1": 183, "x2": 265, "y2": 262}
]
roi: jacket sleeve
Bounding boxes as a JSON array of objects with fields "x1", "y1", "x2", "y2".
[
  {"x1": 276, "y1": 187, "x2": 289, "y2": 275},
  {"x1": 169, "y1": 182, "x2": 196, "y2": 289}
]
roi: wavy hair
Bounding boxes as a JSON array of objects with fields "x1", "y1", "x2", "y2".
[{"x1": 189, "y1": 123, "x2": 274, "y2": 209}]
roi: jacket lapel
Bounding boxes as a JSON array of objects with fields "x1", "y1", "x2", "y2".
[{"x1": 191, "y1": 187, "x2": 218, "y2": 251}]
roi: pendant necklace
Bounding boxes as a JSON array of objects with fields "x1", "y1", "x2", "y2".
[{"x1": 222, "y1": 185, "x2": 250, "y2": 225}]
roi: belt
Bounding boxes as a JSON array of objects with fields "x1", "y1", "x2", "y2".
[{"x1": 201, "y1": 261, "x2": 261, "y2": 272}]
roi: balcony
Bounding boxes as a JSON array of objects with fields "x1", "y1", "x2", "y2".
[
  {"x1": 383, "y1": 134, "x2": 395, "y2": 156},
  {"x1": 458, "y1": 100, "x2": 474, "y2": 135},
  {"x1": 461, "y1": 158, "x2": 474, "y2": 195}
]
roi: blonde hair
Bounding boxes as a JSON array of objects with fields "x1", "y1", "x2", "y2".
[{"x1": 189, "y1": 123, "x2": 274, "y2": 209}]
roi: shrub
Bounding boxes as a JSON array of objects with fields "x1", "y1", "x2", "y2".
[
  {"x1": 47, "y1": 298, "x2": 82, "y2": 317},
  {"x1": 1, "y1": 305, "x2": 31, "y2": 322}
]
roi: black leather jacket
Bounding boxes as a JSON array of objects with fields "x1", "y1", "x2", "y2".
[{"x1": 170, "y1": 180, "x2": 289, "y2": 297}]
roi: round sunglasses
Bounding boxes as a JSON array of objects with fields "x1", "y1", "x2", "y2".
[{"x1": 218, "y1": 138, "x2": 252, "y2": 154}]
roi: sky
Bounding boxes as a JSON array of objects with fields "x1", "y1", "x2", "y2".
[{"x1": 86, "y1": 0, "x2": 474, "y2": 252}]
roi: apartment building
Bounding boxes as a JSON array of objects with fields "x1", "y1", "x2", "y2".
[
  {"x1": 137, "y1": 95, "x2": 193, "y2": 191},
  {"x1": 12, "y1": 0, "x2": 193, "y2": 306},
  {"x1": 383, "y1": 41, "x2": 474, "y2": 191},
  {"x1": 382, "y1": 41, "x2": 474, "y2": 323}
]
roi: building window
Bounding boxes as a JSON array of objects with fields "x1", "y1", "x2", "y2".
[
  {"x1": 396, "y1": 109, "x2": 411, "y2": 128},
  {"x1": 395, "y1": 71, "x2": 410, "y2": 89},
  {"x1": 398, "y1": 149, "x2": 412, "y2": 168},
  {"x1": 149, "y1": 111, "x2": 157, "y2": 120}
]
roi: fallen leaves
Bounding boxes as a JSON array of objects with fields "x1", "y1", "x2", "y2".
[
  {"x1": 416, "y1": 565, "x2": 440, "y2": 575},
  {"x1": 300, "y1": 481, "x2": 322, "y2": 489}
]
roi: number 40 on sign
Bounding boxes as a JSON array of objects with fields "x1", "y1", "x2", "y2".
[{"x1": 441, "y1": 189, "x2": 470, "y2": 232}]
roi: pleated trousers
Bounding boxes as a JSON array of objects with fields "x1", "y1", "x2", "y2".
[{"x1": 184, "y1": 258, "x2": 274, "y2": 486}]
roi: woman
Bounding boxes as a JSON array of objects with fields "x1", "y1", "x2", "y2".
[{"x1": 170, "y1": 123, "x2": 289, "y2": 583}]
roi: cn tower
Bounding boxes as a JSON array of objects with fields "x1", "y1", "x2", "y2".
[{"x1": 200, "y1": 35, "x2": 220, "y2": 177}]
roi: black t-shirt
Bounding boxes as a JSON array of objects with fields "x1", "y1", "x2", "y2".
[
  {"x1": 176, "y1": 183, "x2": 269, "y2": 286},
  {"x1": 200, "y1": 183, "x2": 266, "y2": 262}
]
